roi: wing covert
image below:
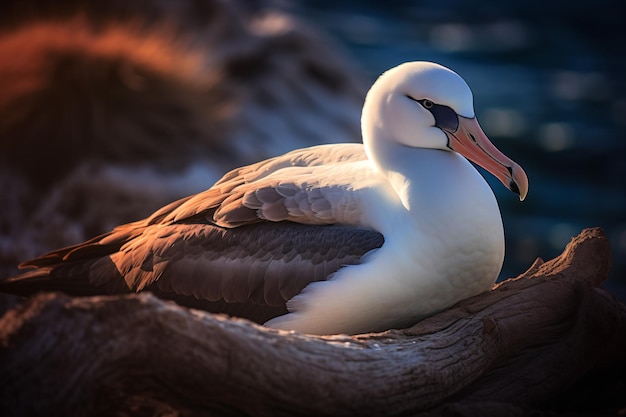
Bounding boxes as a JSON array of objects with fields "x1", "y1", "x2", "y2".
[{"x1": 150, "y1": 143, "x2": 377, "y2": 228}]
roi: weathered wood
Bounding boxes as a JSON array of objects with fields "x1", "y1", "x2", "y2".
[{"x1": 0, "y1": 228, "x2": 624, "y2": 416}]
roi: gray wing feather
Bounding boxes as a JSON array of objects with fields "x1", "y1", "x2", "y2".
[
  {"x1": 146, "y1": 222, "x2": 384, "y2": 305},
  {"x1": 2, "y1": 221, "x2": 383, "y2": 324},
  {"x1": 156, "y1": 143, "x2": 369, "y2": 227}
]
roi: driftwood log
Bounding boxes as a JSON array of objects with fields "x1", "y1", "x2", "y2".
[{"x1": 0, "y1": 227, "x2": 624, "y2": 416}]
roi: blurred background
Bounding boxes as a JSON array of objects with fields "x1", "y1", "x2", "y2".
[{"x1": 1, "y1": 0, "x2": 624, "y2": 299}]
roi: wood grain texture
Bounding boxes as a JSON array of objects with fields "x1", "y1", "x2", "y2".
[{"x1": 0, "y1": 228, "x2": 624, "y2": 416}]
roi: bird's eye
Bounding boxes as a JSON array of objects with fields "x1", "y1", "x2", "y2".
[
  {"x1": 421, "y1": 99, "x2": 434, "y2": 109},
  {"x1": 406, "y1": 95, "x2": 459, "y2": 132}
]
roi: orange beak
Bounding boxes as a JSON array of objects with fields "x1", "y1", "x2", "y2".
[{"x1": 444, "y1": 116, "x2": 528, "y2": 201}]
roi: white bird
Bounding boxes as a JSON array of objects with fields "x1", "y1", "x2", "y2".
[{"x1": 1, "y1": 61, "x2": 528, "y2": 335}]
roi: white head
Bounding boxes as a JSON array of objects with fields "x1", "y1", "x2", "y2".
[{"x1": 361, "y1": 61, "x2": 528, "y2": 201}]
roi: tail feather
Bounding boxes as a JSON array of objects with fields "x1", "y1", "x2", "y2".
[
  {"x1": 1, "y1": 267, "x2": 88, "y2": 297},
  {"x1": 19, "y1": 223, "x2": 147, "y2": 269},
  {"x1": 4, "y1": 225, "x2": 143, "y2": 296},
  {"x1": 2, "y1": 256, "x2": 132, "y2": 297}
]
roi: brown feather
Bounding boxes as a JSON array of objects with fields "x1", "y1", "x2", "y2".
[{"x1": 2, "y1": 221, "x2": 383, "y2": 324}]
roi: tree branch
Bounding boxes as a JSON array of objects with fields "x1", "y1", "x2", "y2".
[{"x1": 0, "y1": 228, "x2": 624, "y2": 416}]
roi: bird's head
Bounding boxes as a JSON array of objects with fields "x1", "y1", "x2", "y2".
[{"x1": 362, "y1": 61, "x2": 528, "y2": 201}]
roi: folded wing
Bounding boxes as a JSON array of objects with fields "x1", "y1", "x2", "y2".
[{"x1": 2, "y1": 143, "x2": 386, "y2": 323}]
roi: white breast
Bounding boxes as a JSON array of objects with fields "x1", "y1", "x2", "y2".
[{"x1": 266, "y1": 147, "x2": 504, "y2": 334}]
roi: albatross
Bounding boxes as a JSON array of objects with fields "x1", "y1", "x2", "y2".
[{"x1": 1, "y1": 61, "x2": 528, "y2": 335}]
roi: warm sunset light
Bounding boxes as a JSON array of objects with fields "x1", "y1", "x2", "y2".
[{"x1": 0, "y1": 1, "x2": 624, "y2": 416}]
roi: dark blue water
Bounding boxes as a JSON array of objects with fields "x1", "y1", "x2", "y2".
[{"x1": 288, "y1": 0, "x2": 626, "y2": 298}]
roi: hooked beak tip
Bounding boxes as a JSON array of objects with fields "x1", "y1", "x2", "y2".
[
  {"x1": 510, "y1": 181, "x2": 526, "y2": 201},
  {"x1": 510, "y1": 162, "x2": 529, "y2": 201}
]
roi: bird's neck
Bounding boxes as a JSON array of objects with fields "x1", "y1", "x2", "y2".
[{"x1": 365, "y1": 135, "x2": 499, "y2": 225}]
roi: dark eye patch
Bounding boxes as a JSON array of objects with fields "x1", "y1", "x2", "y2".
[
  {"x1": 429, "y1": 103, "x2": 459, "y2": 132},
  {"x1": 406, "y1": 95, "x2": 460, "y2": 133}
]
